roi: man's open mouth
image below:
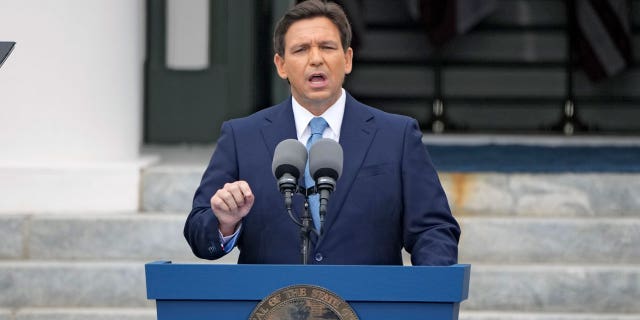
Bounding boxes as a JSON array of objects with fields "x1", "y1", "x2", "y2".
[{"x1": 308, "y1": 72, "x2": 328, "y2": 88}]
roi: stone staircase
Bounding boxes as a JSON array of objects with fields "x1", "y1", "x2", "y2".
[{"x1": 1, "y1": 145, "x2": 639, "y2": 320}]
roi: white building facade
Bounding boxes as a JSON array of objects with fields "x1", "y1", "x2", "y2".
[{"x1": 0, "y1": 0, "x2": 149, "y2": 213}]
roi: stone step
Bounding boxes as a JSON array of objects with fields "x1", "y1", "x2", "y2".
[
  {"x1": 26, "y1": 214, "x2": 196, "y2": 261},
  {"x1": 0, "y1": 216, "x2": 24, "y2": 259},
  {"x1": 459, "y1": 217, "x2": 640, "y2": 264},
  {"x1": 0, "y1": 214, "x2": 238, "y2": 262},
  {"x1": 0, "y1": 308, "x2": 155, "y2": 320},
  {"x1": 142, "y1": 164, "x2": 640, "y2": 217},
  {"x1": 141, "y1": 166, "x2": 202, "y2": 214},
  {"x1": 1, "y1": 309, "x2": 638, "y2": 320},
  {"x1": 440, "y1": 173, "x2": 640, "y2": 217},
  {"x1": 1, "y1": 262, "x2": 638, "y2": 313},
  {"x1": 2, "y1": 214, "x2": 638, "y2": 264},
  {"x1": 460, "y1": 311, "x2": 640, "y2": 320},
  {"x1": 0, "y1": 309, "x2": 638, "y2": 320},
  {"x1": 463, "y1": 265, "x2": 640, "y2": 313},
  {"x1": 0, "y1": 262, "x2": 150, "y2": 309}
]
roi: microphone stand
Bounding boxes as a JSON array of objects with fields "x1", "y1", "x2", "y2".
[
  {"x1": 300, "y1": 197, "x2": 312, "y2": 265},
  {"x1": 282, "y1": 186, "x2": 319, "y2": 265}
]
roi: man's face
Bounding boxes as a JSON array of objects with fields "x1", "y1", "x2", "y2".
[{"x1": 274, "y1": 17, "x2": 353, "y2": 115}]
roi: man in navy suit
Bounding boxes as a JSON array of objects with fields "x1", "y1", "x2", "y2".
[{"x1": 184, "y1": 0, "x2": 460, "y2": 266}]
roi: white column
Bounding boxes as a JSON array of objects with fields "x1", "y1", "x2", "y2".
[{"x1": 0, "y1": 0, "x2": 153, "y2": 213}]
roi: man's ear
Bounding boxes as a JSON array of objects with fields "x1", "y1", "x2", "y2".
[
  {"x1": 344, "y1": 47, "x2": 353, "y2": 75},
  {"x1": 274, "y1": 54, "x2": 288, "y2": 79}
]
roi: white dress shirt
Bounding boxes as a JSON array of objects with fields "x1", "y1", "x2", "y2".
[{"x1": 291, "y1": 88, "x2": 346, "y2": 143}]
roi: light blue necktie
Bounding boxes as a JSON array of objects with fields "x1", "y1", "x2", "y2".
[{"x1": 305, "y1": 117, "x2": 329, "y2": 231}]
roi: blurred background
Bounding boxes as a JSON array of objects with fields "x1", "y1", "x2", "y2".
[{"x1": 0, "y1": 0, "x2": 639, "y2": 319}]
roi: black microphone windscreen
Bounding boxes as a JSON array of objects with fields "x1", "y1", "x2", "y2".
[
  {"x1": 309, "y1": 138, "x2": 343, "y2": 180},
  {"x1": 272, "y1": 139, "x2": 308, "y2": 179}
]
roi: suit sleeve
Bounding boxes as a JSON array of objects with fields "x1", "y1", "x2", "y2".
[
  {"x1": 184, "y1": 121, "x2": 241, "y2": 260},
  {"x1": 401, "y1": 119, "x2": 461, "y2": 265}
]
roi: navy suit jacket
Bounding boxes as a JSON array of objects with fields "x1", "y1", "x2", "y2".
[{"x1": 184, "y1": 93, "x2": 460, "y2": 265}]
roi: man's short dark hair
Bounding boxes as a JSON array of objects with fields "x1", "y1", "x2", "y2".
[{"x1": 273, "y1": 0, "x2": 352, "y2": 57}]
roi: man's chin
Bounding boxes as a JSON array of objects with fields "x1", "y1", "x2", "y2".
[
  {"x1": 307, "y1": 89, "x2": 340, "y2": 101},
  {"x1": 308, "y1": 95, "x2": 336, "y2": 106}
]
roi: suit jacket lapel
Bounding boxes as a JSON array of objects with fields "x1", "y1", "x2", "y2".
[
  {"x1": 260, "y1": 97, "x2": 298, "y2": 161},
  {"x1": 317, "y1": 94, "x2": 377, "y2": 246},
  {"x1": 259, "y1": 98, "x2": 316, "y2": 243}
]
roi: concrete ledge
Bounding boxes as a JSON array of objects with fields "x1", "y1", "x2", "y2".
[
  {"x1": 28, "y1": 214, "x2": 195, "y2": 261},
  {"x1": 141, "y1": 163, "x2": 640, "y2": 216},
  {"x1": 464, "y1": 265, "x2": 640, "y2": 313},
  {"x1": 0, "y1": 262, "x2": 151, "y2": 308},
  {"x1": 26, "y1": 214, "x2": 242, "y2": 262},
  {"x1": 0, "y1": 216, "x2": 25, "y2": 259},
  {"x1": 460, "y1": 311, "x2": 640, "y2": 320},
  {"x1": 17, "y1": 214, "x2": 640, "y2": 263},
  {"x1": 0, "y1": 214, "x2": 246, "y2": 262},
  {"x1": 459, "y1": 217, "x2": 640, "y2": 263},
  {"x1": 0, "y1": 158, "x2": 155, "y2": 214},
  {"x1": 141, "y1": 166, "x2": 201, "y2": 213},
  {"x1": 441, "y1": 173, "x2": 640, "y2": 217},
  {"x1": 0, "y1": 309, "x2": 12, "y2": 320},
  {"x1": 14, "y1": 308, "x2": 155, "y2": 320},
  {"x1": 3, "y1": 309, "x2": 640, "y2": 320}
]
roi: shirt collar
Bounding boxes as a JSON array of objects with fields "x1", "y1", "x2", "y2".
[{"x1": 291, "y1": 88, "x2": 345, "y2": 141}]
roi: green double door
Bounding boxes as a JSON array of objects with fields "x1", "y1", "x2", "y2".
[{"x1": 145, "y1": 0, "x2": 286, "y2": 143}]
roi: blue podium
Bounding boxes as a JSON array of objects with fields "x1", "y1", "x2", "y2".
[{"x1": 145, "y1": 261, "x2": 470, "y2": 320}]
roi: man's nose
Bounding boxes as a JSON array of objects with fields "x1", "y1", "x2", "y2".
[{"x1": 309, "y1": 47, "x2": 323, "y2": 65}]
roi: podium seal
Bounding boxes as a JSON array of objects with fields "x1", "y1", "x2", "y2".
[{"x1": 249, "y1": 284, "x2": 359, "y2": 320}]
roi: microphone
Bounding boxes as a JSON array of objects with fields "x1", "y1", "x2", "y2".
[
  {"x1": 272, "y1": 139, "x2": 308, "y2": 208},
  {"x1": 309, "y1": 138, "x2": 343, "y2": 232}
]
